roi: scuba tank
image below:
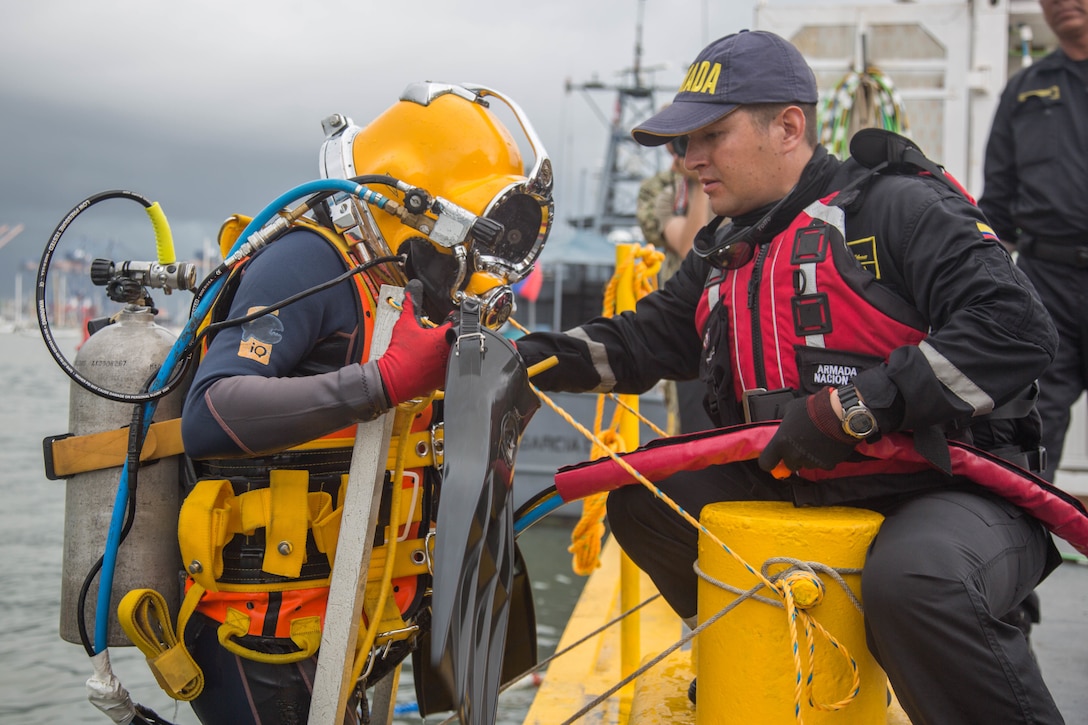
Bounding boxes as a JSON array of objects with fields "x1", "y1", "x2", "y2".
[{"x1": 60, "y1": 305, "x2": 187, "y2": 646}]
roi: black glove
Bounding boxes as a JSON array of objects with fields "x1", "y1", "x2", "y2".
[
  {"x1": 758, "y1": 387, "x2": 859, "y2": 473},
  {"x1": 513, "y1": 332, "x2": 603, "y2": 393}
]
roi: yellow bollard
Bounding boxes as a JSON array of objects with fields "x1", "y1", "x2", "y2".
[{"x1": 696, "y1": 501, "x2": 886, "y2": 724}]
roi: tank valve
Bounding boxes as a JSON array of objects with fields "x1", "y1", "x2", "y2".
[{"x1": 91, "y1": 258, "x2": 198, "y2": 302}]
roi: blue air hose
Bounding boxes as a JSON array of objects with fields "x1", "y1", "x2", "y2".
[
  {"x1": 92, "y1": 178, "x2": 384, "y2": 652},
  {"x1": 514, "y1": 490, "x2": 566, "y2": 535}
]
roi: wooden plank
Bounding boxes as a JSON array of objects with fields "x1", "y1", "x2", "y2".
[{"x1": 308, "y1": 284, "x2": 403, "y2": 724}]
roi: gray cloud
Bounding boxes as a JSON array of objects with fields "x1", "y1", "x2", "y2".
[{"x1": 1, "y1": 0, "x2": 750, "y2": 308}]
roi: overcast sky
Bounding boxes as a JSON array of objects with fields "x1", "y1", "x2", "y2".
[{"x1": 0, "y1": 0, "x2": 763, "y2": 301}]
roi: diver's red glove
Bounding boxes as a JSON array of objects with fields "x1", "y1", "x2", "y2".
[
  {"x1": 377, "y1": 280, "x2": 452, "y2": 405},
  {"x1": 758, "y1": 387, "x2": 858, "y2": 473}
]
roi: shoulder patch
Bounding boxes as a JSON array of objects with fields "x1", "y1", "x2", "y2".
[
  {"x1": 976, "y1": 222, "x2": 999, "y2": 242},
  {"x1": 238, "y1": 307, "x2": 282, "y2": 365},
  {"x1": 847, "y1": 236, "x2": 881, "y2": 279}
]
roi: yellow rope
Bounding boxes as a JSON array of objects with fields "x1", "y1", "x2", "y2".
[
  {"x1": 779, "y1": 573, "x2": 861, "y2": 722},
  {"x1": 568, "y1": 492, "x2": 607, "y2": 575},
  {"x1": 603, "y1": 244, "x2": 663, "y2": 309},
  {"x1": 608, "y1": 392, "x2": 668, "y2": 439},
  {"x1": 568, "y1": 398, "x2": 627, "y2": 574},
  {"x1": 565, "y1": 244, "x2": 662, "y2": 576}
]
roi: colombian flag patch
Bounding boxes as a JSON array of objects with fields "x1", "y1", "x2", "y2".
[{"x1": 977, "y1": 222, "x2": 999, "y2": 242}]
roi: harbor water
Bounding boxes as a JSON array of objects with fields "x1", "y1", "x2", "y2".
[
  {"x1": 0, "y1": 329, "x2": 587, "y2": 725},
  {"x1": 7, "y1": 326, "x2": 1088, "y2": 724}
]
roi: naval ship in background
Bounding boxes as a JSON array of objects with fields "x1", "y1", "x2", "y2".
[{"x1": 507, "y1": 1, "x2": 673, "y2": 513}]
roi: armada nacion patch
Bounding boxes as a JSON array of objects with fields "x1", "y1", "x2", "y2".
[{"x1": 794, "y1": 346, "x2": 884, "y2": 394}]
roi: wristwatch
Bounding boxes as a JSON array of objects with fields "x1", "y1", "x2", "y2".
[{"x1": 837, "y1": 384, "x2": 878, "y2": 440}]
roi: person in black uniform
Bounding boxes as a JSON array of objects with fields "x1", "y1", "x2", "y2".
[
  {"x1": 516, "y1": 30, "x2": 1068, "y2": 723},
  {"x1": 980, "y1": 0, "x2": 1088, "y2": 484}
]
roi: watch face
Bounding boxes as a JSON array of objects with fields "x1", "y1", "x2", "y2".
[{"x1": 845, "y1": 409, "x2": 877, "y2": 438}]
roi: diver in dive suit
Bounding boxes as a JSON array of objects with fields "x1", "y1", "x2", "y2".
[{"x1": 177, "y1": 82, "x2": 553, "y2": 724}]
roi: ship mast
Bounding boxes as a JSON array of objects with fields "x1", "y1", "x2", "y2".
[{"x1": 566, "y1": 0, "x2": 672, "y2": 237}]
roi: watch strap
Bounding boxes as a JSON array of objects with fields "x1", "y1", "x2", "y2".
[{"x1": 838, "y1": 384, "x2": 862, "y2": 412}]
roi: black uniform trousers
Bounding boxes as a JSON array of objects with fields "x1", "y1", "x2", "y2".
[
  {"x1": 1018, "y1": 253, "x2": 1088, "y2": 483},
  {"x1": 606, "y1": 461, "x2": 1063, "y2": 724}
]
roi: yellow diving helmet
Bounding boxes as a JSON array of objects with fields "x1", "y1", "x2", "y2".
[{"x1": 318, "y1": 82, "x2": 554, "y2": 328}]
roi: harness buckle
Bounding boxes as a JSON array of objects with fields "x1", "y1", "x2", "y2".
[{"x1": 742, "y1": 387, "x2": 799, "y2": 423}]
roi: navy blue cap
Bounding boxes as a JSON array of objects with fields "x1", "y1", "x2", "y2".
[{"x1": 633, "y1": 30, "x2": 818, "y2": 147}]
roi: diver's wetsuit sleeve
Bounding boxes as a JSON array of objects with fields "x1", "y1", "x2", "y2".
[
  {"x1": 186, "y1": 363, "x2": 389, "y2": 457},
  {"x1": 182, "y1": 230, "x2": 390, "y2": 459},
  {"x1": 515, "y1": 252, "x2": 705, "y2": 394}
]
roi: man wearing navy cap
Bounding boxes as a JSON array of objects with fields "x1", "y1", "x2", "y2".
[{"x1": 516, "y1": 30, "x2": 1069, "y2": 722}]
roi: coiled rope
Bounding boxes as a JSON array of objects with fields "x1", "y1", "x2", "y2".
[{"x1": 819, "y1": 66, "x2": 909, "y2": 160}]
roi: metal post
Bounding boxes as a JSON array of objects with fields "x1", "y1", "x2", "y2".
[{"x1": 614, "y1": 244, "x2": 642, "y2": 717}]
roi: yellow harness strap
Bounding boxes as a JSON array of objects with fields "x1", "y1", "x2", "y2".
[
  {"x1": 286, "y1": 428, "x2": 444, "y2": 470},
  {"x1": 263, "y1": 470, "x2": 309, "y2": 578},
  {"x1": 179, "y1": 474, "x2": 347, "y2": 591},
  {"x1": 310, "y1": 493, "x2": 343, "y2": 567},
  {"x1": 364, "y1": 579, "x2": 413, "y2": 646},
  {"x1": 386, "y1": 428, "x2": 443, "y2": 469},
  {"x1": 44, "y1": 418, "x2": 184, "y2": 478},
  {"x1": 179, "y1": 479, "x2": 236, "y2": 590},
  {"x1": 117, "y1": 587, "x2": 204, "y2": 701},
  {"x1": 169, "y1": 535, "x2": 429, "y2": 669},
  {"x1": 217, "y1": 608, "x2": 323, "y2": 665}
]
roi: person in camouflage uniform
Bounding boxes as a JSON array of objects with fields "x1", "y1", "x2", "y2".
[
  {"x1": 636, "y1": 169, "x2": 679, "y2": 271},
  {"x1": 636, "y1": 137, "x2": 714, "y2": 434}
]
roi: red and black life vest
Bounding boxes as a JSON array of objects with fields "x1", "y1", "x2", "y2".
[{"x1": 695, "y1": 194, "x2": 928, "y2": 400}]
